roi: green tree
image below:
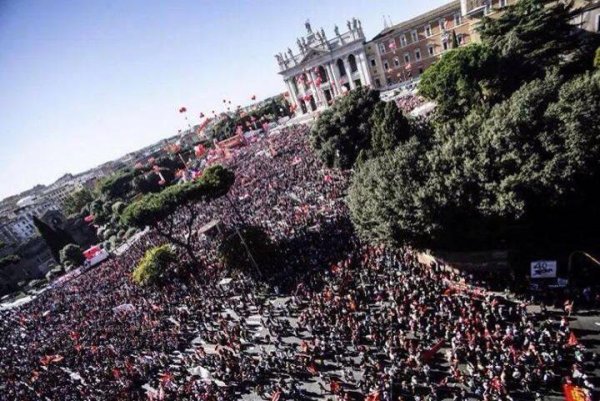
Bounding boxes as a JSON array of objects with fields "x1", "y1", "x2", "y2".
[
  {"x1": 369, "y1": 101, "x2": 412, "y2": 156},
  {"x1": 97, "y1": 169, "x2": 135, "y2": 200},
  {"x1": 351, "y1": 70, "x2": 600, "y2": 250},
  {"x1": 63, "y1": 188, "x2": 94, "y2": 216},
  {"x1": 594, "y1": 47, "x2": 600, "y2": 69},
  {"x1": 111, "y1": 201, "x2": 127, "y2": 216},
  {"x1": 310, "y1": 87, "x2": 381, "y2": 168},
  {"x1": 419, "y1": 44, "x2": 499, "y2": 120},
  {"x1": 59, "y1": 243, "x2": 85, "y2": 267},
  {"x1": 132, "y1": 245, "x2": 176, "y2": 286},
  {"x1": 478, "y1": 0, "x2": 597, "y2": 90},
  {"x1": 33, "y1": 216, "x2": 75, "y2": 262},
  {"x1": 0, "y1": 254, "x2": 20, "y2": 269},
  {"x1": 348, "y1": 137, "x2": 434, "y2": 247},
  {"x1": 122, "y1": 165, "x2": 235, "y2": 264}
]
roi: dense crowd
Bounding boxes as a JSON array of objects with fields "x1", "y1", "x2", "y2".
[
  {"x1": 0, "y1": 125, "x2": 597, "y2": 400},
  {"x1": 394, "y1": 94, "x2": 425, "y2": 114}
]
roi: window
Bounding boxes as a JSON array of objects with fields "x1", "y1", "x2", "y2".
[
  {"x1": 411, "y1": 30, "x2": 418, "y2": 42},
  {"x1": 419, "y1": 68, "x2": 424, "y2": 75},
  {"x1": 370, "y1": 58, "x2": 377, "y2": 67},
  {"x1": 439, "y1": 19, "x2": 446, "y2": 31},
  {"x1": 415, "y1": 49, "x2": 421, "y2": 61},
  {"x1": 383, "y1": 61, "x2": 389, "y2": 70},
  {"x1": 400, "y1": 35, "x2": 407, "y2": 47},
  {"x1": 443, "y1": 41, "x2": 449, "y2": 51},
  {"x1": 378, "y1": 43, "x2": 386, "y2": 54},
  {"x1": 425, "y1": 24, "x2": 432, "y2": 37},
  {"x1": 428, "y1": 45, "x2": 434, "y2": 56},
  {"x1": 597, "y1": 14, "x2": 600, "y2": 32},
  {"x1": 375, "y1": 78, "x2": 381, "y2": 88},
  {"x1": 454, "y1": 13, "x2": 461, "y2": 26},
  {"x1": 499, "y1": 0, "x2": 508, "y2": 7},
  {"x1": 394, "y1": 58, "x2": 400, "y2": 67},
  {"x1": 404, "y1": 53, "x2": 410, "y2": 63}
]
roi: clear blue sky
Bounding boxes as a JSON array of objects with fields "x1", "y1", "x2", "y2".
[{"x1": 0, "y1": 0, "x2": 448, "y2": 200}]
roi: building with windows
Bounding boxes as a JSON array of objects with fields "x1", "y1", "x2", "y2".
[
  {"x1": 367, "y1": 1, "x2": 472, "y2": 89},
  {"x1": 275, "y1": 19, "x2": 372, "y2": 115},
  {"x1": 572, "y1": 0, "x2": 600, "y2": 33}
]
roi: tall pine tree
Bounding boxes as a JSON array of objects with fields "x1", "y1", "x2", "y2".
[{"x1": 33, "y1": 216, "x2": 75, "y2": 262}]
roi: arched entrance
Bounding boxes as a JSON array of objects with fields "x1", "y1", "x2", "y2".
[{"x1": 337, "y1": 59, "x2": 346, "y2": 77}]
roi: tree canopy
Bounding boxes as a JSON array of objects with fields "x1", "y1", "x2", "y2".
[
  {"x1": 33, "y1": 216, "x2": 76, "y2": 262},
  {"x1": 132, "y1": 245, "x2": 176, "y2": 286},
  {"x1": 122, "y1": 165, "x2": 235, "y2": 263},
  {"x1": 64, "y1": 188, "x2": 94, "y2": 216},
  {"x1": 368, "y1": 101, "x2": 412, "y2": 157},
  {"x1": 350, "y1": 67, "x2": 600, "y2": 250},
  {"x1": 310, "y1": 87, "x2": 381, "y2": 168},
  {"x1": 419, "y1": 44, "x2": 499, "y2": 120},
  {"x1": 59, "y1": 243, "x2": 85, "y2": 267},
  {"x1": 0, "y1": 254, "x2": 20, "y2": 269}
]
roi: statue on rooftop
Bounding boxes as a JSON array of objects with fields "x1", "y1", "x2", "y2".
[{"x1": 305, "y1": 19, "x2": 313, "y2": 34}]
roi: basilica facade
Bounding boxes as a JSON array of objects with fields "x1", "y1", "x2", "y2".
[{"x1": 275, "y1": 19, "x2": 372, "y2": 115}]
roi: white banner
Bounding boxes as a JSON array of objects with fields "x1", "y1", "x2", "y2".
[{"x1": 530, "y1": 260, "x2": 557, "y2": 278}]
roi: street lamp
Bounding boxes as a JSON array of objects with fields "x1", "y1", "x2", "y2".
[{"x1": 224, "y1": 193, "x2": 262, "y2": 278}]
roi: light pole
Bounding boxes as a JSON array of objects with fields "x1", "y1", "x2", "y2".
[
  {"x1": 568, "y1": 250, "x2": 600, "y2": 282},
  {"x1": 224, "y1": 193, "x2": 262, "y2": 278}
]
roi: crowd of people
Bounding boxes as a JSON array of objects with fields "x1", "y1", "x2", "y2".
[
  {"x1": 0, "y1": 125, "x2": 597, "y2": 400},
  {"x1": 394, "y1": 95, "x2": 425, "y2": 114}
]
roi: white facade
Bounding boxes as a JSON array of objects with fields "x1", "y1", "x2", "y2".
[{"x1": 275, "y1": 19, "x2": 372, "y2": 115}]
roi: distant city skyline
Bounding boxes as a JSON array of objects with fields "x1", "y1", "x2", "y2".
[{"x1": 0, "y1": 0, "x2": 449, "y2": 200}]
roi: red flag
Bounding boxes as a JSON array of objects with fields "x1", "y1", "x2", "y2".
[
  {"x1": 421, "y1": 339, "x2": 445, "y2": 362},
  {"x1": 365, "y1": 390, "x2": 381, "y2": 401},
  {"x1": 159, "y1": 371, "x2": 174, "y2": 385},
  {"x1": 271, "y1": 390, "x2": 282, "y2": 401},
  {"x1": 307, "y1": 362, "x2": 318, "y2": 375},
  {"x1": 567, "y1": 332, "x2": 578, "y2": 347},
  {"x1": 330, "y1": 379, "x2": 341, "y2": 394},
  {"x1": 563, "y1": 383, "x2": 591, "y2": 401}
]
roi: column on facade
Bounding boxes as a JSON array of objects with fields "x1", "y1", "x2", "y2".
[
  {"x1": 357, "y1": 52, "x2": 372, "y2": 87},
  {"x1": 327, "y1": 62, "x2": 340, "y2": 97},
  {"x1": 344, "y1": 57, "x2": 356, "y2": 89},
  {"x1": 284, "y1": 78, "x2": 300, "y2": 112},
  {"x1": 290, "y1": 75, "x2": 305, "y2": 114},
  {"x1": 308, "y1": 69, "x2": 322, "y2": 106}
]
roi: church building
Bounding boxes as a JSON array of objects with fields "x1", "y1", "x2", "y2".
[{"x1": 275, "y1": 19, "x2": 372, "y2": 115}]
